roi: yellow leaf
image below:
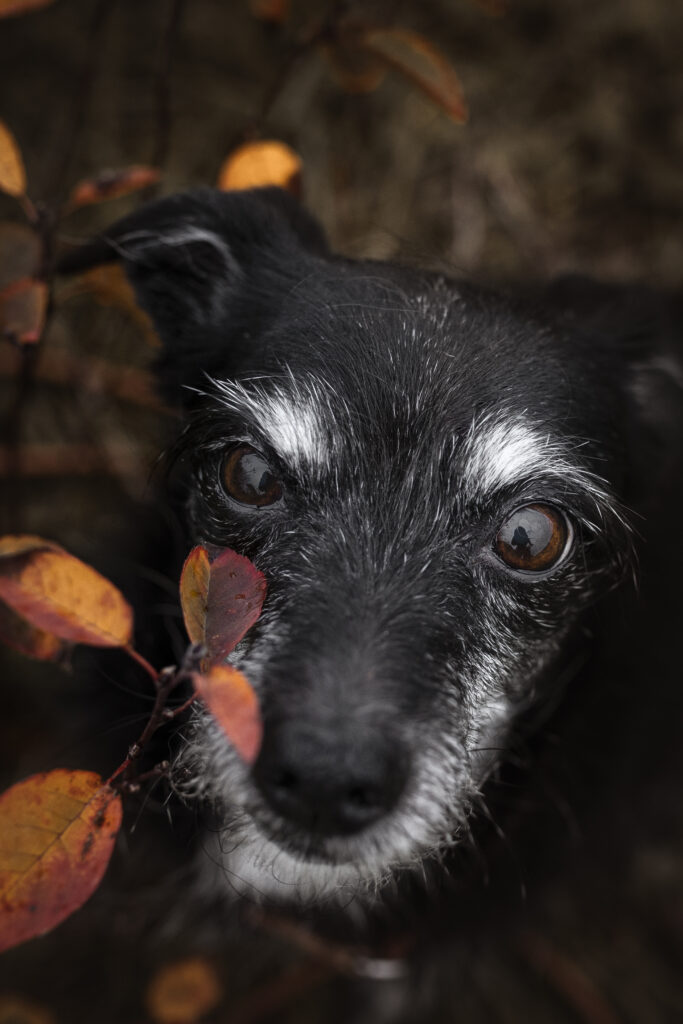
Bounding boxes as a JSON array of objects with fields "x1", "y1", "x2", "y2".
[
  {"x1": 0, "y1": 770, "x2": 122, "y2": 953},
  {"x1": 146, "y1": 957, "x2": 222, "y2": 1024},
  {"x1": 67, "y1": 165, "x2": 161, "y2": 210},
  {"x1": 217, "y1": 140, "x2": 302, "y2": 195}
]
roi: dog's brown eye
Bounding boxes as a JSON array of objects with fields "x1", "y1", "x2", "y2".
[
  {"x1": 494, "y1": 504, "x2": 569, "y2": 573},
  {"x1": 221, "y1": 446, "x2": 283, "y2": 507}
]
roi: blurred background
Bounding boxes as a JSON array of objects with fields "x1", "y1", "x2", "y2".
[{"x1": 0, "y1": 1, "x2": 682, "y2": 1022}]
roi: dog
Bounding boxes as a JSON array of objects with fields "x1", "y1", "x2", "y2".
[{"x1": 60, "y1": 186, "x2": 683, "y2": 913}]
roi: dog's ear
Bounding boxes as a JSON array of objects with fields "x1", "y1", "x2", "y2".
[
  {"x1": 58, "y1": 187, "x2": 329, "y2": 401},
  {"x1": 545, "y1": 275, "x2": 683, "y2": 503}
]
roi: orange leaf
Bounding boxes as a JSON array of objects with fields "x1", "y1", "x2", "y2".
[
  {"x1": 193, "y1": 665, "x2": 262, "y2": 764},
  {"x1": 180, "y1": 545, "x2": 266, "y2": 664},
  {"x1": 0, "y1": 119, "x2": 27, "y2": 197},
  {"x1": 358, "y1": 28, "x2": 467, "y2": 123},
  {"x1": 67, "y1": 165, "x2": 161, "y2": 210},
  {"x1": 146, "y1": 957, "x2": 222, "y2": 1024},
  {"x1": 217, "y1": 140, "x2": 302, "y2": 195},
  {"x1": 248, "y1": 0, "x2": 289, "y2": 24},
  {"x1": 0, "y1": 0, "x2": 56, "y2": 17},
  {"x1": 0, "y1": 599, "x2": 64, "y2": 661},
  {"x1": 0, "y1": 222, "x2": 40, "y2": 290},
  {"x1": 0, "y1": 995, "x2": 55, "y2": 1024},
  {"x1": 0, "y1": 770, "x2": 122, "y2": 953},
  {"x1": 0, "y1": 277, "x2": 48, "y2": 345},
  {"x1": 0, "y1": 534, "x2": 134, "y2": 648}
]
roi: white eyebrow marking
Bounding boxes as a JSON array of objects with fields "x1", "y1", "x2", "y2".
[
  {"x1": 460, "y1": 414, "x2": 615, "y2": 509},
  {"x1": 210, "y1": 377, "x2": 328, "y2": 467}
]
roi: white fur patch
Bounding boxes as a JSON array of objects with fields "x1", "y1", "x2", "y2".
[
  {"x1": 461, "y1": 414, "x2": 613, "y2": 507},
  {"x1": 211, "y1": 377, "x2": 328, "y2": 467}
]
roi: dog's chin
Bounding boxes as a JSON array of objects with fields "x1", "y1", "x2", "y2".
[{"x1": 205, "y1": 824, "x2": 400, "y2": 906}]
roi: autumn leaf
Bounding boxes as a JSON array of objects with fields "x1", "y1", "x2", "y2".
[
  {"x1": 0, "y1": 995, "x2": 55, "y2": 1024},
  {"x1": 67, "y1": 165, "x2": 161, "y2": 210},
  {"x1": 0, "y1": 0, "x2": 56, "y2": 18},
  {"x1": 193, "y1": 664, "x2": 262, "y2": 764},
  {"x1": 0, "y1": 770, "x2": 122, "y2": 953},
  {"x1": 146, "y1": 957, "x2": 222, "y2": 1024},
  {"x1": 0, "y1": 222, "x2": 40, "y2": 290},
  {"x1": 180, "y1": 545, "x2": 266, "y2": 664},
  {"x1": 0, "y1": 599, "x2": 64, "y2": 661},
  {"x1": 60, "y1": 263, "x2": 159, "y2": 346},
  {"x1": 0, "y1": 119, "x2": 27, "y2": 197},
  {"x1": 357, "y1": 28, "x2": 468, "y2": 123},
  {"x1": 321, "y1": 37, "x2": 388, "y2": 94},
  {"x1": 0, "y1": 534, "x2": 134, "y2": 648},
  {"x1": 0, "y1": 277, "x2": 48, "y2": 345},
  {"x1": 248, "y1": 0, "x2": 289, "y2": 24},
  {"x1": 217, "y1": 140, "x2": 302, "y2": 195}
]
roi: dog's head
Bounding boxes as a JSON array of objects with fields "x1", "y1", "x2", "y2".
[{"x1": 63, "y1": 188, "x2": 678, "y2": 905}]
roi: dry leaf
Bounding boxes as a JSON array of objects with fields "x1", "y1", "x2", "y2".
[
  {"x1": 359, "y1": 28, "x2": 468, "y2": 123},
  {"x1": 0, "y1": 534, "x2": 134, "y2": 648},
  {"x1": 0, "y1": 770, "x2": 122, "y2": 953},
  {"x1": 0, "y1": 995, "x2": 55, "y2": 1024},
  {"x1": 217, "y1": 140, "x2": 302, "y2": 195},
  {"x1": 60, "y1": 263, "x2": 159, "y2": 346},
  {"x1": 67, "y1": 165, "x2": 161, "y2": 210},
  {"x1": 146, "y1": 957, "x2": 222, "y2": 1024},
  {"x1": 180, "y1": 545, "x2": 266, "y2": 664},
  {"x1": 321, "y1": 38, "x2": 388, "y2": 94},
  {"x1": 248, "y1": 0, "x2": 289, "y2": 24},
  {"x1": 0, "y1": 0, "x2": 56, "y2": 18},
  {"x1": 0, "y1": 277, "x2": 48, "y2": 345},
  {"x1": 0, "y1": 119, "x2": 27, "y2": 197},
  {"x1": 0, "y1": 599, "x2": 64, "y2": 661},
  {"x1": 193, "y1": 664, "x2": 262, "y2": 764},
  {"x1": 0, "y1": 222, "x2": 40, "y2": 290},
  {"x1": 179, "y1": 545, "x2": 209, "y2": 647}
]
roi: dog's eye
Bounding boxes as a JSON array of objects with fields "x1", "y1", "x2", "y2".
[
  {"x1": 221, "y1": 446, "x2": 283, "y2": 508},
  {"x1": 494, "y1": 504, "x2": 569, "y2": 573}
]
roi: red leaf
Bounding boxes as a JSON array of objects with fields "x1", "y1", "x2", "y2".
[
  {"x1": 0, "y1": 599, "x2": 64, "y2": 661},
  {"x1": 0, "y1": 277, "x2": 48, "y2": 345},
  {"x1": 180, "y1": 545, "x2": 266, "y2": 664},
  {"x1": 0, "y1": 770, "x2": 122, "y2": 953},
  {"x1": 0, "y1": 534, "x2": 134, "y2": 648},
  {"x1": 0, "y1": 222, "x2": 40, "y2": 290},
  {"x1": 67, "y1": 166, "x2": 161, "y2": 210},
  {"x1": 193, "y1": 665, "x2": 262, "y2": 763},
  {"x1": 0, "y1": 0, "x2": 56, "y2": 18},
  {"x1": 358, "y1": 28, "x2": 468, "y2": 123}
]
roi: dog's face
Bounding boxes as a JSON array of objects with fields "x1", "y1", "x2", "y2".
[{"x1": 66, "y1": 188, "x2": 661, "y2": 905}]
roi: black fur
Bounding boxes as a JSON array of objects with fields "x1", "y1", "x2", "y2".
[{"x1": 59, "y1": 187, "x2": 683, "y2": 910}]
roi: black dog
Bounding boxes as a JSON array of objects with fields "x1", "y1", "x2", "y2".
[{"x1": 61, "y1": 187, "x2": 683, "y2": 909}]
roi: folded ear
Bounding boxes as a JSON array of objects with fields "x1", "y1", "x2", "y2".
[{"x1": 58, "y1": 186, "x2": 329, "y2": 401}]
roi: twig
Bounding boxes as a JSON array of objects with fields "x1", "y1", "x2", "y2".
[{"x1": 519, "y1": 931, "x2": 623, "y2": 1024}]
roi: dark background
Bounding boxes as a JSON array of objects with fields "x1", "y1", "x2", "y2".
[{"x1": 0, "y1": 1, "x2": 682, "y2": 1022}]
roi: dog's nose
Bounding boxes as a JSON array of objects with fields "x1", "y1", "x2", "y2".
[{"x1": 252, "y1": 722, "x2": 408, "y2": 837}]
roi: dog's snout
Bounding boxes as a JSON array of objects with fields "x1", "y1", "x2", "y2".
[{"x1": 253, "y1": 721, "x2": 408, "y2": 837}]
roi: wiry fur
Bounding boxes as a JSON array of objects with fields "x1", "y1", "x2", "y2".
[{"x1": 61, "y1": 187, "x2": 682, "y2": 910}]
